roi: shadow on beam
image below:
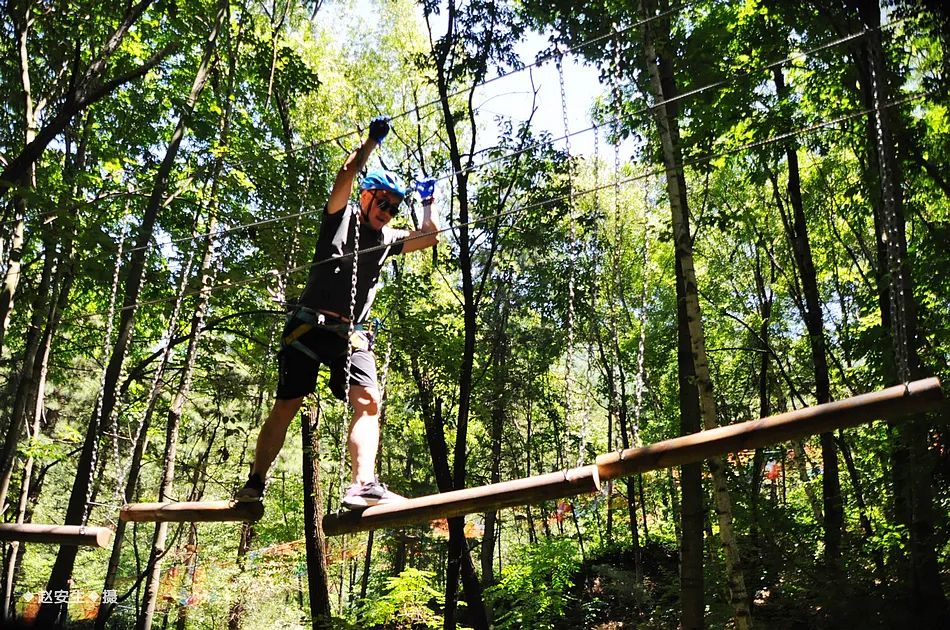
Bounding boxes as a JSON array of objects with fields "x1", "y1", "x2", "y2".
[{"x1": 322, "y1": 377, "x2": 943, "y2": 537}]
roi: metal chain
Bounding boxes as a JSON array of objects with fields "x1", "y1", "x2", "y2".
[
  {"x1": 611, "y1": 24, "x2": 626, "y2": 458},
  {"x1": 335, "y1": 198, "x2": 363, "y2": 613},
  {"x1": 85, "y1": 215, "x2": 131, "y2": 526},
  {"x1": 866, "y1": 29, "x2": 911, "y2": 385},
  {"x1": 113, "y1": 246, "x2": 199, "y2": 509},
  {"x1": 632, "y1": 183, "x2": 650, "y2": 448},
  {"x1": 342, "y1": 201, "x2": 361, "y2": 496},
  {"x1": 592, "y1": 126, "x2": 605, "y2": 459},
  {"x1": 556, "y1": 49, "x2": 580, "y2": 468}
]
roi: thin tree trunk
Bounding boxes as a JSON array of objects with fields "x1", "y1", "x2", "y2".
[
  {"x1": 749, "y1": 237, "x2": 773, "y2": 546},
  {"x1": 410, "y1": 362, "x2": 488, "y2": 630},
  {"x1": 837, "y1": 433, "x2": 885, "y2": 576},
  {"x1": 771, "y1": 66, "x2": 843, "y2": 574},
  {"x1": 97, "y1": 220, "x2": 199, "y2": 628},
  {"x1": 102, "y1": 7, "x2": 228, "y2": 629},
  {"x1": 0, "y1": 230, "x2": 55, "y2": 514},
  {"x1": 228, "y1": 521, "x2": 255, "y2": 630},
  {"x1": 174, "y1": 525, "x2": 198, "y2": 630},
  {"x1": 0, "y1": 216, "x2": 25, "y2": 358},
  {"x1": 138, "y1": 199, "x2": 222, "y2": 630},
  {"x1": 639, "y1": 1, "x2": 750, "y2": 626},
  {"x1": 481, "y1": 284, "x2": 509, "y2": 587},
  {"x1": 677, "y1": 252, "x2": 704, "y2": 630},
  {"x1": 525, "y1": 404, "x2": 537, "y2": 545},
  {"x1": 424, "y1": 6, "x2": 491, "y2": 626},
  {"x1": 1, "y1": 335, "x2": 49, "y2": 620},
  {"x1": 302, "y1": 404, "x2": 332, "y2": 628},
  {"x1": 0, "y1": 0, "x2": 42, "y2": 355}
]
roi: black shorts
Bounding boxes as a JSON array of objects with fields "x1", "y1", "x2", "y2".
[{"x1": 275, "y1": 319, "x2": 378, "y2": 402}]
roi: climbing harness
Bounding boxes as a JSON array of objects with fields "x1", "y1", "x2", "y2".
[{"x1": 280, "y1": 306, "x2": 376, "y2": 362}]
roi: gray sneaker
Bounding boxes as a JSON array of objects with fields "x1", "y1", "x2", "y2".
[
  {"x1": 341, "y1": 479, "x2": 405, "y2": 510},
  {"x1": 234, "y1": 473, "x2": 264, "y2": 502}
]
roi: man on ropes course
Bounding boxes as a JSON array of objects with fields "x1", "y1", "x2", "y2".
[{"x1": 236, "y1": 116, "x2": 439, "y2": 509}]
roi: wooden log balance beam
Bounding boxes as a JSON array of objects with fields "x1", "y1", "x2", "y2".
[
  {"x1": 119, "y1": 500, "x2": 264, "y2": 523},
  {"x1": 597, "y1": 377, "x2": 943, "y2": 480},
  {"x1": 324, "y1": 377, "x2": 943, "y2": 537},
  {"x1": 323, "y1": 465, "x2": 601, "y2": 536},
  {"x1": 0, "y1": 524, "x2": 113, "y2": 547}
]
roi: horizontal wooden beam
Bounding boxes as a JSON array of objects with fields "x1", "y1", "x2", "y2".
[
  {"x1": 596, "y1": 377, "x2": 944, "y2": 481},
  {"x1": 0, "y1": 524, "x2": 112, "y2": 547},
  {"x1": 120, "y1": 500, "x2": 264, "y2": 523},
  {"x1": 323, "y1": 465, "x2": 601, "y2": 536},
  {"x1": 323, "y1": 377, "x2": 942, "y2": 537}
]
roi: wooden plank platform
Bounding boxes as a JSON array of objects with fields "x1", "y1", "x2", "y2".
[
  {"x1": 0, "y1": 523, "x2": 113, "y2": 547},
  {"x1": 119, "y1": 499, "x2": 264, "y2": 523},
  {"x1": 323, "y1": 377, "x2": 943, "y2": 537}
]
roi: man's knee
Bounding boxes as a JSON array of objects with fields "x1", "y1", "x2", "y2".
[
  {"x1": 267, "y1": 397, "x2": 304, "y2": 428},
  {"x1": 350, "y1": 386, "x2": 380, "y2": 417}
]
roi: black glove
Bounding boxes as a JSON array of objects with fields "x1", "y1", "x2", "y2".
[{"x1": 368, "y1": 115, "x2": 390, "y2": 144}]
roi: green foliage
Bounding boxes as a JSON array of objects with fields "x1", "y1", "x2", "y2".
[
  {"x1": 357, "y1": 568, "x2": 446, "y2": 629},
  {"x1": 488, "y1": 538, "x2": 580, "y2": 629}
]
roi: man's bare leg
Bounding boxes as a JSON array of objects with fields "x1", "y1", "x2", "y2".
[
  {"x1": 342, "y1": 384, "x2": 405, "y2": 507},
  {"x1": 251, "y1": 396, "x2": 304, "y2": 477},
  {"x1": 348, "y1": 385, "x2": 380, "y2": 485}
]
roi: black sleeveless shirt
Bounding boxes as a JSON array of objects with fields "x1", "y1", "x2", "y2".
[{"x1": 299, "y1": 202, "x2": 405, "y2": 323}]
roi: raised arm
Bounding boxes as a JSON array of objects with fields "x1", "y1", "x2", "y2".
[
  {"x1": 401, "y1": 177, "x2": 440, "y2": 253},
  {"x1": 326, "y1": 117, "x2": 390, "y2": 214}
]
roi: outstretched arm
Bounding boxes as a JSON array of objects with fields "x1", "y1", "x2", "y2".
[
  {"x1": 326, "y1": 117, "x2": 390, "y2": 214},
  {"x1": 402, "y1": 178, "x2": 440, "y2": 253}
]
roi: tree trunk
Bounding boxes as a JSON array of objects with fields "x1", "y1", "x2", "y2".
[
  {"x1": 481, "y1": 284, "x2": 509, "y2": 588},
  {"x1": 0, "y1": 216, "x2": 25, "y2": 358},
  {"x1": 0, "y1": 0, "x2": 41, "y2": 355},
  {"x1": 837, "y1": 433, "x2": 885, "y2": 577},
  {"x1": 409, "y1": 363, "x2": 488, "y2": 630},
  {"x1": 0, "y1": 229, "x2": 55, "y2": 514},
  {"x1": 425, "y1": 3, "x2": 491, "y2": 626},
  {"x1": 97, "y1": 215, "x2": 202, "y2": 627},
  {"x1": 174, "y1": 525, "x2": 198, "y2": 630},
  {"x1": 0, "y1": 333, "x2": 49, "y2": 619},
  {"x1": 639, "y1": 1, "x2": 750, "y2": 626},
  {"x1": 677, "y1": 252, "x2": 704, "y2": 630},
  {"x1": 139, "y1": 166, "x2": 223, "y2": 630},
  {"x1": 771, "y1": 66, "x2": 843, "y2": 574},
  {"x1": 302, "y1": 405, "x2": 332, "y2": 628},
  {"x1": 749, "y1": 236, "x2": 773, "y2": 546}
]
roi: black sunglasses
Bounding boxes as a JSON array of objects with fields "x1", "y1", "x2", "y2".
[{"x1": 375, "y1": 194, "x2": 401, "y2": 216}]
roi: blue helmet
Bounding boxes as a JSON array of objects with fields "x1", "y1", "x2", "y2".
[{"x1": 360, "y1": 169, "x2": 407, "y2": 199}]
